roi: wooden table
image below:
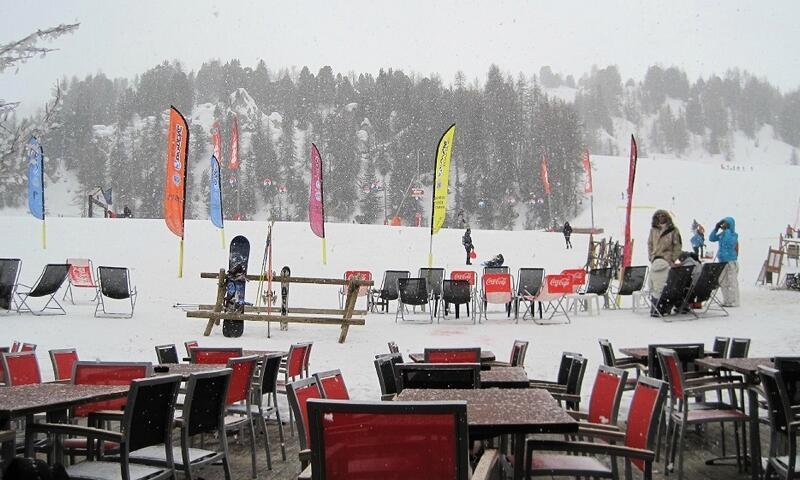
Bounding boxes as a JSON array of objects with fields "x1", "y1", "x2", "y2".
[
  {"x1": 396, "y1": 388, "x2": 577, "y2": 480},
  {"x1": 408, "y1": 350, "x2": 496, "y2": 363},
  {"x1": 619, "y1": 347, "x2": 718, "y2": 362},
  {"x1": 155, "y1": 363, "x2": 227, "y2": 379},
  {"x1": 182, "y1": 349, "x2": 287, "y2": 362},
  {"x1": 695, "y1": 357, "x2": 774, "y2": 480},
  {"x1": 480, "y1": 367, "x2": 529, "y2": 388}
]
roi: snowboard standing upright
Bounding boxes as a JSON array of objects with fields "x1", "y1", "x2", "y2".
[{"x1": 223, "y1": 235, "x2": 250, "y2": 338}]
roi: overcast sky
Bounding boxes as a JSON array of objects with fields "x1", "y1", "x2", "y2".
[{"x1": 2, "y1": 0, "x2": 799, "y2": 116}]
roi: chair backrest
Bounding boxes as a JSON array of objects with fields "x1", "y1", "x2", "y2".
[
  {"x1": 374, "y1": 353, "x2": 403, "y2": 396},
  {"x1": 656, "y1": 348, "x2": 687, "y2": 399},
  {"x1": 483, "y1": 266, "x2": 509, "y2": 275},
  {"x1": 728, "y1": 338, "x2": 751, "y2": 358},
  {"x1": 20, "y1": 343, "x2": 36, "y2": 352},
  {"x1": 424, "y1": 348, "x2": 481, "y2": 364},
  {"x1": 259, "y1": 353, "x2": 285, "y2": 396},
  {"x1": 314, "y1": 369, "x2": 350, "y2": 400},
  {"x1": 184, "y1": 340, "x2": 199, "y2": 357},
  {"x1": 97, "y1": 266, "x2": 133, "y2": 300},
  {"x1": 442, "y1": 280, "x2": 472, "y2": 306},
  {"x1": 380, "y1": 270, "x2": 411, "y2": 300},
  {"x1": 286, "y1": 343, "x2": 310, "y2": 379},
  {"x1": 541, "y1": 274, "x2": 574, "y2": 297},
  {"x1": 646, "y1": 343, "x2": 704, "y2": 380},
  {"x1": 388, "y1": 341, "x2": 399, "y2": 354},
  {"x1": 398, "y1": 278, "x2": 430, "y2": 306},
  {"x1": 509, "y1": 340, "x2": 529, "y2": 367},
  {"x1": 307, "y1": 399, "x2": 470, "y2": 480},
  {"x1": 225, "y1": 355, "x2": 258, "y2": 405},
  {"x1": 419, "y1": 268, "x2": 445, "y2": 297},
  {"x1": 1, "y1": 351, "x2": 41, "y2": 386},
  {"x1": 49, "y1": 348, "x2": 79, "y2": 381},
  {"x1": 655, "y1": 265, "x2": 694, "y2": 308},
  {"x1": 65, "y1": 258, "x2": 96, "y2": 288},
  {"x1": 711, "y1": 336, "x2": 730, "y2": 358},
  {"x1": 564, "y1": 355, "x2": 588, "y2": 410},
  {"x1": 0, "y1": 258, "x2": 21, "y2": 310},
  {"x1": 343, "y1": 270, "x2": 372, "y2": 297},
  {"x1": 759, "y1": 366, "x2": 794, "y2": 441},
  {"x1": 587, "y1": 365, "x2": 628, "y2": 426},
  {"x1": 154, "y1": 344, "x2": 179, "y2": 364},
  {"x1": 286, "y1": 376, "x2": 324, "y2": 450},
  {"x1": 598, "y1": 338, "x2": 617, "y2": 366},
  {"x1": 617, "y1": 265, "x2": 648, "y2": 296},
  {"x1": 395, "y1": 363, "x2": 481, "y2": 391},
  {"x1": 303, "y1": 342, "x2": 314, "y2": 376},
  {"x1": 123, "y1": 375, "x2": 181, "y2": 454},
  {"x1": 554, "y1": 351, "x2": 584, "y2": 386},
  {"x1": 561, "y1": 268, "x2": 586, "y2": 288},
  {"x1": 9, "y1": 341, "x2": 20, "y2": 353},
  {"x1": 623, "y1": 376, "x2": 668, "y2": 472},
  {"x1": 686, "y1": 262, "x2": 727, "y2": 303},
  {"x1": 516, "y1": 268, "x2": 544, "y2": 297},
  {"x1": 72, "y1": 361, "x2": 152, "y2": 417},
  {"x1": 28, "y1": 264, "x2": 71, "y2": 297},
  {"x1": 584, "y1": 268, "x2": 613, "y2": 295},
  {"x1": 482, "y1": 273, "x2": 513, "y2": 304},
  {"x1": 183, "y1": 368, "x2": 232, "y2": 437},
  {"x1": 190, "y1": 347, "x2": 243, "y2": 365},
  {"x1": 450, "y1": 270, "x2": 476, "y2": 287},
  {"x1": 773, "y1": 357, "x2": 800, "y2": 406}
]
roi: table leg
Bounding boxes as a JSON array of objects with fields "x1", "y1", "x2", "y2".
[
  {"x1": 748, "y1": 387, "x2": 761, "y2": 480},
  {"x1": 0, "y1": 416, "x2": 13, "y2": 466},
  {"x1": 514, "y1": 433, "x2": 524, "y2": 480}
]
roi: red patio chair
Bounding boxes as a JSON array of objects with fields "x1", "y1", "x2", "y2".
[
  {"x1": 526, "y1": 376, "x2": 668, "y2": 480},
  {"x1": 62, "y1": 258, "x2": 99, "y2": 304},
  {"x1": 71, "y1": 361, "x2": 152, "y2": 418},
  {"x1": 49, "y1": 348, "x2": 79, "y2": 381},
  {"x1": 479, "y1": 273, "x2": 513, "y2": 322},
  {"x1": 20, "y1": 343, "x2": 36, "y2": 352},
  {"x1": 569, "y1": 365, "x2": 629, "y2": 433},
  {"x1": 313, "y1": 369, "x2": 349, "y2": 400},
  {"x1": 338, "y1": 270, "x2": 372, "y2": 309},
  {"x1": 10, "y1": 341, "x2": 20, "y2": 352},
  {"x1": 303, "y1": 341, "x2": 313, "y2": 378},
  {"x1": 189, "y1": 347, "x2": 242, "y2": 364},
  {"x1": 184, "y1": 340, "x2": 199, "y2": 356},
  {"x1": 286, "y1": 376, "x2": 324, "y2": 470},
  {"x1": 423, "y1": 347, "x2": 481, "y2": 364},
  {"x1": 278, "y1": 343, "x2": 311, "y2": 436},
  {"x1": 1, "y1": 351, "x2": 41, "y2": 386},
  {"x1": 223, "y1": 355, "x2": 261, "y2": 476}
]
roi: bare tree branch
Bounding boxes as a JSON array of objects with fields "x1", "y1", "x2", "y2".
[{"x1": 0, "y1": 23, "x2": 80, "y2": 73}]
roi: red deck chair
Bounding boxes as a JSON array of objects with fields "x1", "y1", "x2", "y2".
[
  {"x1": 339, "y1": 270, "x2": 372, "y2": 309},
  {"x1": 286, "y1": 376, "x2": 324, "y2": 470},
  {"x1": 531, "y1": 274, "x2": 573, "y2": 324},
  {"x1": 561, "y1": 268, "x2": 587, "y2": 292},
  {"x1": 49, "y1": 348, "x2": 79, "y2": 381},
  {"x1": 423, "y1": 347, "x2": 481, "y2": 364},
  {"x1": 313, "y1": 369, "x2": 349, "y2": 400},
  {"x1": 1, "y1": 351, "x2": 41, "y2": 386},
  {"x1": 189, "y1": 347, "x2": 243, "y2": 364},
  {"x1": 63, "y1": 258, "x2": 99, "y2": 304},
  {"x1": 480, "y1": 273, "x2": 514, "y2": 322}
]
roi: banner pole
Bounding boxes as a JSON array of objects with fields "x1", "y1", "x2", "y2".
[
  {"x1": 322, "y1": 237, "x2": 327, "y2": 265},
  {"x1": 428, "y1": 234, "x2": 434, "y2": 268},
  {"x1": 221, "y1": 228, "x2": 225, "y2": 249},
  {"x1": 42, "y1": 220, "x2": 47, "y2": 250},
  {"x1": 178, "y1": 239, "x2": 184, "y2": 278}
]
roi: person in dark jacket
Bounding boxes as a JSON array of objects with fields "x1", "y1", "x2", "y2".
[
  {"x1": 563, "y1": 222, "x2": 573, "y2": 249},
  {"x1": 462, "y1": 228, "x2": 474, "y2": 265}
]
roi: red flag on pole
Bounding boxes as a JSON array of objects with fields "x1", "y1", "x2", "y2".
[
  {"x1": 211, "y1": 120, "x2": 222, "y2": 165},
  {"x1": 582, "y1": 149, "x2": 593, "y2": 193},
  {"x1": 540, "y1": 147, "x2": 551, "y2": 195},
  {"x1": 622, "y1": 135, "x2": 638, "y2": 267},
  {"x1": 228, "y1": 115, "x2": 239, "y2": 170}
]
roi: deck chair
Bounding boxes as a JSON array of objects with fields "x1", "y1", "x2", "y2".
[
  {"x1": 566, "y1": 267, "x2": 613, "y2": 316},
  {"x1": 650, "y1": 265, "x2": 694, "y2": 320},
  {"x1": 395, "y1": 278, "x2": 434, "y2": 323},
  {"x1": 418, "y1": 267, "x2": 445, "y2": 316},
  {"x1": 680, "y1": 262, "x2": 729, "y2": 318},
  {"x1": 438, "y1": 279, "x2": 474, "y2": 323},
  {"x1": 0, "y1": 258, "x2": 21, "y2": 312},
  {"x1": 95, "y1": 266, "x2": 137, "y2": 318},
  {"x1": 337, "y1": 270, "x2": 372, "y2": 309},
  {"x1": 369, "y1": 270, "x2": 410, "y2": 313},
  {"x1": 63, "y1": 258, "x2": 99, "y2": 304},
  {"x1": 561, "y1": 268, "x2": 587, "y2": 292},
  {"x1": 531, "y1": 274, "x2": 572, "y2": 324},
  {"x1": 514, "y1": 268, "x2": 544, "y2": 321},
  {"x1": 15, "y1": 263, "x2": 70, "y2": 315},
  {"x1": 479, "y1": 273, "x2": 514, "y2": 322},
  {"x1": 611, "y1": 265, "x2": 648, "y2": 310}
]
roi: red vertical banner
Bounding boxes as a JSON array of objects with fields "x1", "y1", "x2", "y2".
[
  {"x1": 164, "y1": 106, "x2": 189, "y2": 238},
  {"x1": 582, "y1": 149, "x2": 593, "y2": 193},
  {"x1": 309, "y1": 143, "x2": 325, "y2": 238},
  {"x1": 540, "y1": 147, "x2": 551, "y2": 195},
  {"x1": 622, "y1": 135, "x2": 638, "y2": 268},
  {"x1": 211, "y1": 120, "x2": 222, "y2": 164},
  {"x1": 228, "y1": 115, "x2": 239, "y2": 170}
]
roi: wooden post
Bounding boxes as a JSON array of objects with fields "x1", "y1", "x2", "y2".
[
  {"x1": 280, "y1": 266, "x2": 290, "y2": 331},
  {"x1": 338, "y1": 276, "x2": 360, "y2": 344},
  {"x1": 204, "y1": 268, "x2": 226, "y2": 336}
]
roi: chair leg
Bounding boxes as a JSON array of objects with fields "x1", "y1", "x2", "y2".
[
  {"x1": 247, "y1": 414, "x2": 257, "y2": 478},
  {"x1": 259, "y1": 409, "x2": 272, "y2": 470},
  {"x1": 677, "y1": 421, "x2": 686, "y2": 480}
]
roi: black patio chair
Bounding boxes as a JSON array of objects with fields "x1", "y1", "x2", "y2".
[
  {"x1": 0, "y1": 258, "x2": 21, "y2": 312},
  {"x1": 514, "y1": 268, "x2": 544, "y2": 320},
  {"x1": 95, "y1": 266, "x2": 138, "y2": 318},
  {"x1": 395, "y1": 278, "x2": 434, "y2": 323},
  {"x1": 154, "y1": 344, "x2": 179, "y2": 364},
  {"x1": 549, "y1": 355, "x2": 589, "y2": 411},
  {"x1": 369, "y1": 270, "x2": 409, "y2": 313},
  {"x1": 711, "y1": 336, "x2": 731, "y2": 359},
  {"x1": 599, "y1": 338, "x2": 644, "y2": 391},
  {"x1": 418, "y1": 267, "x2": 445, "y2": 316},
  {"x1": 27, "y1": 374, "x2": 182, "y2": 480},
  {"x1": 15, "y1": 263, "x2": 70, "y2": 315},
  {"x1": 128, "y1": 369, "x2": 233, "y2": 479},
  {"x1": 395, "y1": 363, "x2": 481, "y2": 391},
  {"x1": 529, "y1": 351, "x2": 584, "y2": 394},
  {"x1": 728, "y1": 338, "x2": 751, "y2": 359},
  {"x1": 679, "y1": 262, "x2": 728, "y2": 318},
  {"x1": 438, "y1": 279, "x2": 474, "y2": 323},
  {"x1": 760, "y1": 366, "x2": 800, "y2": 480},
  {"x1": 610, "y1": 265, "x2": 648, "y2": 310},
  {"x1": 374, "y1": 352, "x2": 403, "y2": 400},
  {"x1": 650, "y1": 265, "x2": 694, "y2": 319}
]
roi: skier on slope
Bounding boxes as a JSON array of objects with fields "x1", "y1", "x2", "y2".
[
  {"x1": 563, "y1": 221, "x2": 573, "y2": 249},
  {"x1": 462, "y1": 228, "x2": 474, "y2": 265}
]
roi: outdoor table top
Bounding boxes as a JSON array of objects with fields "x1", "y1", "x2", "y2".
[
  {"x1": 395, "y1": 388, "x2": 577, "y2": 436},
  {"x1": 155, "y1": 363, "x2": 228, "y2": 379},
  {"x1": 480, "y1": 367, "x2": 529, "y2": 388},
  {"x1": 408, "y1": 350, "x2": 496, "y2": 363},
  {"x1": 182, "y1": 349, "x2": 287, "y2": 362},
  {"x1": 619, "y1": 347, "x2": 718, "y2": 362},
  {"x1": 0, "y1": 383, "x2": 129, "y2": 419},
  {"x1": 695, "y1": 357, "x2": 774, "y2": 381}
]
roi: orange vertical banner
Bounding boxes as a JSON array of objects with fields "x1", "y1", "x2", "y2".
[{"x1": 164, "y1": 106, "x2": 189, "y2": 276}]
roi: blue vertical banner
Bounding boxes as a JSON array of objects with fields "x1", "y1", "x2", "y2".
[
  {"x1": 26, "y1": 137, "x2": 44, "y2": 220},
  {"x1": 209, "y1": 155, "x2": 225, "y2": 247}
]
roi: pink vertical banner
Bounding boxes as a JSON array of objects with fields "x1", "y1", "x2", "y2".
[
  {"x1": 228, "y1": 115, "x2": 239, "y2": 170},
  {"x1": 622, "y1": 135, "x2": 638, "y2": 268},
  {"x1": 309, "y1": 143, "x2": 325, "y2": 238},
  {"x1": 211, "y1": 121, "x2": 222, "y2": 164}
]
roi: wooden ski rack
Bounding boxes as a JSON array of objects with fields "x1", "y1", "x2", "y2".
[{"x1": 185, "y1": 269, "x2": 373, "y2": 343}]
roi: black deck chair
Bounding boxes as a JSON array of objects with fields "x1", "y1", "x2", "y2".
[
  {"x1": 438, "y1": 279, "x2": 474, "y2": 323},
  {"x1": 15, "y1": 263, "x2": 70, "y2": 315},
  {"x1": 395, "y1": 363, "x2": 481, "y2": 391},
  {"x1": 418, "y1": 267, "x2": 445, "y2": 316},
  {"x1": 0, "y1": 258, "x2": 21, "y2": 312},
  {"x1": 514, "y1": 268, "x2": 544, "y2": 321},
  {"x1": 610, "y1": 265, "x2": 648, "y2": 310},
  {"x1": 95, "y1": 266, "x2": 138, "y2": 318},
  {"x1": 568, "y1": 267, "x2": 614, "y2": 313},
  {"x1": 679, "y1": 262, "x2": 729, "y2": 318},
  {"x1": 395, "y1": 278, "x2": 434, "y2": 323},
  {"x1": 651, "y1": 265, "x2": 694, "y2": 320},
  {"x1": 369, "y1": 270, "x2": 410, "y2": 313}
]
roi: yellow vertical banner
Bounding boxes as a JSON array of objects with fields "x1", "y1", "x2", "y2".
[{"x1": 431, "y1": 124, "x2": 456, "y2": 235}]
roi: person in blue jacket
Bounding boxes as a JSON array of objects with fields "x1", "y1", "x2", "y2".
[{"x1": 709, "y1": 216, "x2": 739, "y2": 307}]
